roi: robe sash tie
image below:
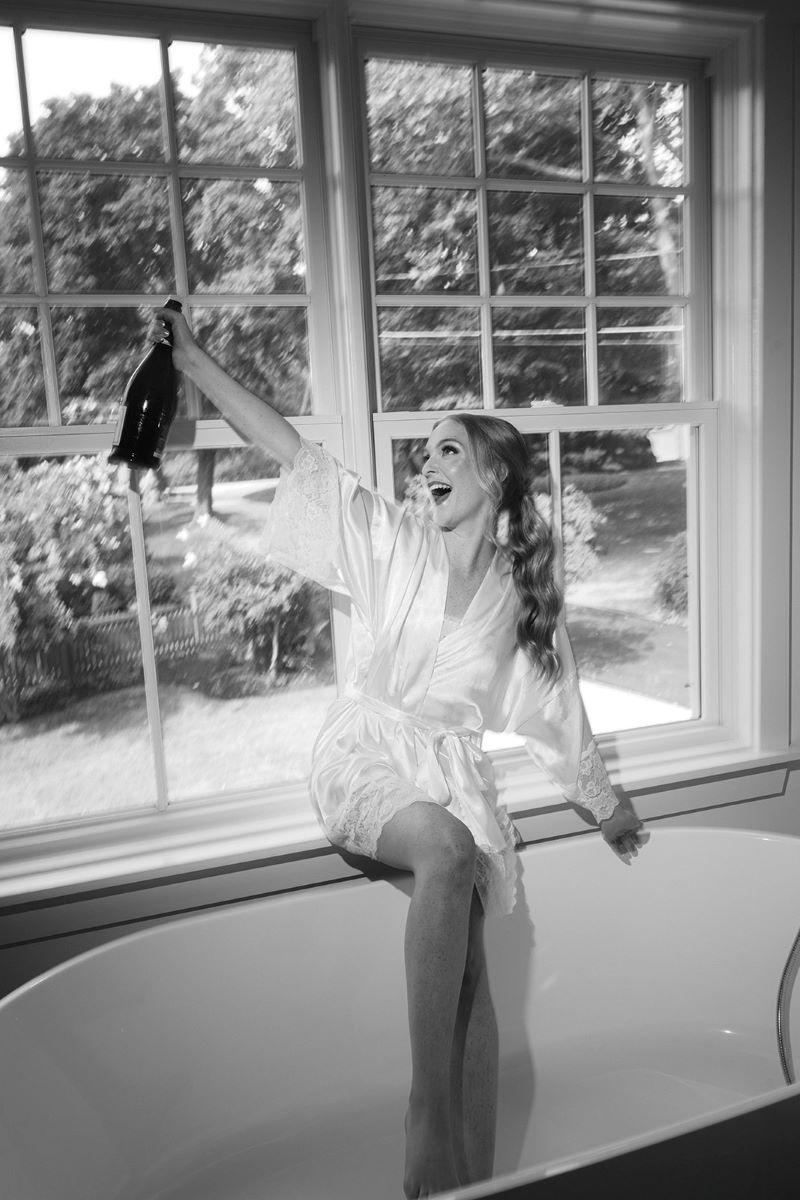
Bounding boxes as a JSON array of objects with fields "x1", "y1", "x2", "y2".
[{"x1": 342, "y1": 686, "x2": 507, "y2": 853}]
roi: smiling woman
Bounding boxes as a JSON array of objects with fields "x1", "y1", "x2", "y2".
[{"x1": 156, "y1": 298, "x2": 645, "y2": 1195}]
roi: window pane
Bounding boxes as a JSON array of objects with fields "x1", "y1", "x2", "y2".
[
  {"x1": 182, "y1": 179, "x2": 305, "y2": 293},
  {"x1": 493, "y1": 307, "x2": 586, "y2": 406},
  {"x1": 171, "y1": 43, "x2": 299, "y2": 169},
  {"x1": 0, "y1": 455, "x2": 157, "y2": 828},
  {"x1": 38, "y1": 172, "x2": 174, "y2": 292},
  {"x1": 562, "y1": 426, "x2": 693, "y2": 730},
  {"x1": 51, "y1": 306, "x2": 187, "y2": 426},
  {"x1": 483, "y1": 68, "x2": 582, "y2": 181},
  {"x1": 0, "y1": 309, "x2": 46, "y2": 425},
  {"x1": 372, "y1": 186, "x2": 479, "y2": 294},
  {"x1": 0, "y1": 170, "x2": 35, "y2": 292},
  {"x1": 145, "y1": 445, "x2": 335, "y2": 803},
  {"x1": 597, "y1": 307, "x2": 684, "y2": 404},
  {"x1": 377, "y1": 306, "x2": 482, "y2": 411},
  {"x1": 592, "y1": 79, "x2": 685, "y2": 187},
  {"x1": 365, "y1": 58, "x2": 474, "y2": 175},
  {"x1": 191, "y1": 306, "x2": 310, "y2": 417},
  {"x1": 488, "y1": 191, "x2": 584, "y2": 294},
  {"x1": 23, "y1": 30, "x2": 165, "y2": 161},
  {"x1": 594, "y1": 194, "x2": 684, "y2": 294}
]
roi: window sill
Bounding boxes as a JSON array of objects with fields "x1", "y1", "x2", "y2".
[{"x1": 0, "y1": 744, "x2": 795, "y2": 911}]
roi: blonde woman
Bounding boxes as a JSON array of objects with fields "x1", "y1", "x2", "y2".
[{"x1": 159, "y1": 307, "x2": 645, "y2": 1199}]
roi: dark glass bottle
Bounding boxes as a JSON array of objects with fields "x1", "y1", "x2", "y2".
[{"x1": 109, "y1": 298, "x2": 182, "y2": 471}]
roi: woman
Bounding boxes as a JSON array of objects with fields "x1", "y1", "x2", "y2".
[{"x1": 159, "y1": 307, "x2": 645, "y2": 1199}]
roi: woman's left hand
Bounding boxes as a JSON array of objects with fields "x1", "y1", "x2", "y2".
[{"x1": 599, "y1": 807, "x2": 647, "y2": 864}]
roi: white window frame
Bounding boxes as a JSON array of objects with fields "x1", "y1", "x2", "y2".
[{"x1": 1, "y1": 0, "x2": 792, "y2": 903}]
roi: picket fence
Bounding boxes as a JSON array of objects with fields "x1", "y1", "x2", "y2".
[{"x1": 0, "y1": 606, "x2": 216, "y2": 716}]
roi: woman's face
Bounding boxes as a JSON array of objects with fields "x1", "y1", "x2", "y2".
[{"x1": 422, "y1": 419, "x2": 494, "y2": 532}]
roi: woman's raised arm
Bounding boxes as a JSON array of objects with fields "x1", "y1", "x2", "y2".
[{"x1": 158, "y1": 306, "x2": 301, "y2": 470}]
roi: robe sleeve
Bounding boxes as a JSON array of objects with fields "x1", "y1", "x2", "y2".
[
  {"x1": 263, "y1": 436, "x2": 414, "y2": 623},
  {"x1": 499, "y1": 621, "x2": 620, "y2": 823}
]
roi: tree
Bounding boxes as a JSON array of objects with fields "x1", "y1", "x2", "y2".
[{"x1": 0, "y1": 45, "x2": 310, "y2": 485}]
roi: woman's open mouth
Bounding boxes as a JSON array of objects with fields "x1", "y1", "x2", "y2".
[{"x1": 428, "y1": 482, "x2": 452, "y2": 505}]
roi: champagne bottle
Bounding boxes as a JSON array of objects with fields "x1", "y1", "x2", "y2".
[{"x1": 109, "y1": 298, "x2": 182, "y2": 471}]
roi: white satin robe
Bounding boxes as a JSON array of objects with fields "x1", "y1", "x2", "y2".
[{"x1": 266, "y1": 439, "x2": 619, "y2": 915}]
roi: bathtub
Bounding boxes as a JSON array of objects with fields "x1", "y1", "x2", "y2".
[{"x1": 2, "y1": 827, "x2": 800, "y2": 1199}]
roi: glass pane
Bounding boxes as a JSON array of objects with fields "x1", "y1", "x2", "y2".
[
  {"x1": 372, "y1": 186, "x2": 479, "y2": 294},
  {"x1": 365, "y1": 57, "x2": 474, "y2": 175},
  {"x1": 391, "y1": 431, "x2": 549, "y2": 510},
  {"x1": 594, "y1": 194, "x2": 684, "y2": 294},
  {"x1": 191, "y1": 306, "x2": 310, "y2": 417},
  {"x1": 593, "y1": 78, "x2": 685, "y2": 187},
  {"x1": 0, "y1": 28, "x2": 23, "y2": 155},
  {"x1": 51, "y1": 306, "x2": 187, "y2": 425},
  {"x1": 182, "y1": 179, "x2": 304, "y2": 292},
  {"x1": 597, "y1": 307, "x2": 684, "y2": 404},
  {"x1": 0, "y1": 170, "x2": 35, "y2": 292},
  {"x1": 493, "y1": 307, "x2": 586, "y2": 407},
  {"x1": 483, "y1": 69, "x2": 582, "y2": 181},
  {"x1": 377, "y1": 306, "x2": 481, "y2": 412},
  {"x1": 562, "y1": 426, "x2": 693, "y2": 730},
  {"x1": 145, "y1": 445, "x2": 335, "y2": 803},
  {"x1": 38, "y1": 172, "x2": 174, "y2": 292},
  {"x1": 0, "y1": 309, "x2": 47, "y2": 425},
  {"x1": 171, "y1": 43, "x2": 298, "y2": 168},
  {"x1": 0, "y1": 455, "x2": 157, "y2": 828},
  {"x1": 23, "y1": 30, "x2": 165, "y2": 160},
  {"x1": 488, "y1": 191, "x2": 584, "y2": 294}
]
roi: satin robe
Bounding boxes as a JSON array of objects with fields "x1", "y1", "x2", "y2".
[{"x1": 266, "y1": 439, "x2": 618, "y2": 915}]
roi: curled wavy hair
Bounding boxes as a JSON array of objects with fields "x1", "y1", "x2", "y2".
[{"x1": 436, "y1": 412, "x2": 563, "y2": 682}]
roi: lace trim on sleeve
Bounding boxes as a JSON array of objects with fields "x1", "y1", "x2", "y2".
[
  {"x1": 266, "y1": 437, "x2": 340, "y2": 582},
  {"x1": 574, "y1": 739, "x2": 619, "y2": 822}
]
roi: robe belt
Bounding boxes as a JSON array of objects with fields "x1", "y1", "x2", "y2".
[{"x1": 342, "y1": 686, "x2": 508, "y2": 853}]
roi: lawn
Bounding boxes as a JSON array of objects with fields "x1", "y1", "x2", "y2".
[
  {"x1": 565, "y1": 463, "x2": 691, "y2": 706},
  {"x1": 0, "y1": 680, "x2": 335, "y2": 830}
]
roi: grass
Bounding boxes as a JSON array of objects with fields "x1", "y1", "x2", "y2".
[
  {"x1": 566, "y1": 463, "x2": 690, "y2": 704},
  {"x1": 0, "y1": 680, "x2": 335, "y2": 829}
]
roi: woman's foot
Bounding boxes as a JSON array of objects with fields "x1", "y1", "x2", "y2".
[{"x1": 403, "y1": 1102, "x2": 461, "y2": 1199}]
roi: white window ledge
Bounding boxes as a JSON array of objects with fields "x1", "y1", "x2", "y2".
[{"x1": 0, "y1": 748, "x2": 794, "y2": 910}]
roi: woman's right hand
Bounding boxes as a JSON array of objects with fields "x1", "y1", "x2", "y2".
[{"x1": 157, "y1": 305, "x2": 197, "y2": 375}]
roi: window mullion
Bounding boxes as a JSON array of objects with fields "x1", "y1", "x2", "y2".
[
  {"x1": 548, "y1": 429, "x2": 565, "y2": 594},
  {"x1": 473, "y1": 60, "x2": 494, "y2": 409},
  {"x1": 158, "y1": 36, "x2": 202, "y2": 424},
  {"x1": 13, "y1": 27, "x2": 61, "y2": 426},
  {"x1": 580, "y1": 71, "x2": 600, "y2": 408},
  {"x1": 127, "y1": 471, "x2": 169, "y2": 811}
]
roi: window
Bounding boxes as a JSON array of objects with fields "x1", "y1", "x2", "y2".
[
  {"x1": 0, "y1": 2, "x2": 774, "y2": 887},
  {"x1": 0, "y1": 16, "x2": 339, "y2": 830},
  {"x1": 362, "y1": 40, "x2": 708, "y2": 742}
]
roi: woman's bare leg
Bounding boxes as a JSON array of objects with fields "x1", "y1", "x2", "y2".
[
  {"x1": 376, "y1": 800, "x2": 477, "y2": 1199},
  {"x1": 450, "y1": 891, "x2": 498, "y2": 1185}
]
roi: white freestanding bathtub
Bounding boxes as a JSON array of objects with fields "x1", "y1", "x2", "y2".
[{"x1": 2, "y1": 827, "x2": 800, "y2": 1199}]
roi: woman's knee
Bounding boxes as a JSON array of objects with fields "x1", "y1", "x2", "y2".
[
  {"x1": 432, "y1": 812, "x2": 477, "y2": 882},
  {"x1": 377, "y1": 800, "x2": 476, "y2": 882}
]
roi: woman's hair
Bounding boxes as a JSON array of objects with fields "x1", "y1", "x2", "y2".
[{"x1": 437, "y1": 412, "x2": 563, "y2": 681}]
